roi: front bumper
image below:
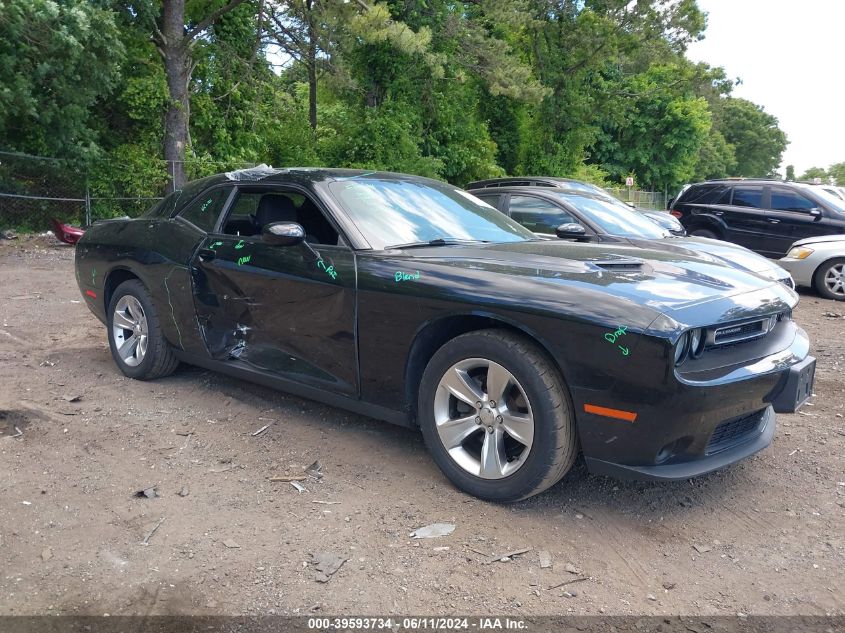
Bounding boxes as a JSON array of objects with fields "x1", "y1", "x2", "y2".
[
  {"x1": 585, "y1": 406, "x2": 776, "y2": 481},
  {"x1": 777, "y1": 257, "x2": 814, "y2": 287},
  {"x1": 574, "y1": 323, "x2": 814, "y2": 482}
]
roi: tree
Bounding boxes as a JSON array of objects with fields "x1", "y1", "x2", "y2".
[
  {"x1": 826, "y1": 162, "x2": 845, "y2": 185},
  {"x1": 799, "y1": 166, "x2": 828, "y2": 182},
  {"x1": 591, "y1": 64, "x2": 711, "y2": 191},
  {"x1": 141, "y1": 0, "x2": 249, "y2": 189},
  {"x1": 785, "y1": 164, "x2": 795, "y2": 181},
  {"x1": 0, "y1": 0, "x2": 123, "y2": 159},
  {"x1": 717, "y1": 98, "x2": 787, "y2": 178}
]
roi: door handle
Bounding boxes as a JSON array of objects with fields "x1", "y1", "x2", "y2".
[
  {"x1": 198, "y1": 248, "x2": 216, "y2": 261},
  {"x1": 713, "y1": 211, "x2": 723, "y2": 216},
  {"x1": 767, "y1": 219, "x2": 780, "y2": 224}
]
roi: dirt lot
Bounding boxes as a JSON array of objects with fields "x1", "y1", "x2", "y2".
[{"x1": 0, "y1": 235, "x2": 843, "y2": 617}]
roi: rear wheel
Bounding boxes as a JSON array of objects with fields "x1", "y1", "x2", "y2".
[
  {"x1": 418, "y1": 329, "x2": 577, "y2": 502},
  {"x1": 107, "y1": 280, "x2": 179, "y2": 379},
  {"x1": 690, "y1": 228, "x2": 718, "y2": 239},
  {"x1": 814, "y1": 258, "x2": 845, "y2": 301}
]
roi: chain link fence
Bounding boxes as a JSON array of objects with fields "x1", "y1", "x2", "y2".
[
  {"x1": 605, "y1": 187, "x2": 667, "y2": 211},
  {"x1": 0, "y1": 150, "x2": 257, "y2": 231}
]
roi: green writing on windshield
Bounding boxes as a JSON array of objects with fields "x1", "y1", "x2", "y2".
[
  {"x1": 234, "y1": 239, "x2": 245, "y2": 250},
  {"x1": 200, "y1": 198, "x2": 213, "y2": 213}
]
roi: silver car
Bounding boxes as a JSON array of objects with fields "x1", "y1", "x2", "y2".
[{"x1": 779, "y1": 235, "x2": 845, "y2": 300}]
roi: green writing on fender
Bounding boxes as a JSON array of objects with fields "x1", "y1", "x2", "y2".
[
  {"x1": 394, "y1": 270, "x2": 421, "y2": 282},
  {"x1": 237, "y1": 255, "x2": 251, "y2": 266},
  {"x1": 603, "y1": 326, "x2": 630, "y2": 357}
]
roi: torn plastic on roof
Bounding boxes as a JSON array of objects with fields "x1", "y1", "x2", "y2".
[{"x1": 224, "y1": 164, "x2": 287, "y2": 182}]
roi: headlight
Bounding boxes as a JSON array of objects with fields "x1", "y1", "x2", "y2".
[
  {"x1": 689, "y1": 328, "x2": 705, "y2": 358},
  {"x1": 786, "y1": 247, "x2": 814, "y2": 260},
  {"x1": 674, "y1": 331, "x2": 690, "y2": 366}
]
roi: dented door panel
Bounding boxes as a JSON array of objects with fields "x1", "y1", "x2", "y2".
[{"x1": 190, "y1": 235, "x2": 358, "y2": 396}]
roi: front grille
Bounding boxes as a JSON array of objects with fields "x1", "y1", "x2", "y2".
[
  {"x1": 713, "y1": 319, "x2": 766, "y2": 345},
  {"x1": 706, "y1": 410, "x2": 766, "y2": 455}
]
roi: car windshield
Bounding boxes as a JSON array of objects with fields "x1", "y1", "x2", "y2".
[
  {"x1": 552, "y1": 193, "x2": 669, "y2": 239},
  {"x1": 327, "y1": 178, "x2": 535, "y2": 249},
  {"x1": 799, "y1": 184, "x2": 845, "y2": 213}
]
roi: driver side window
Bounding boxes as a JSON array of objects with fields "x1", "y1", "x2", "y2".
[
  {"x1": 221, "y1": 189, "x2": 342, "y2": 245},
  {"x1": 508, "y1": 195, "x2": 578, "y2": 234}
]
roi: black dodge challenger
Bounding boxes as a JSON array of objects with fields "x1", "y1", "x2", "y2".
[{"x1": 74, "y1": 167, "x2": 816, "y2": 501}]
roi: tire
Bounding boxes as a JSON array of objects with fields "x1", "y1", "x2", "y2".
[
  {"x1": 418, "y1": 329, "x2": 578, "y2": 502},
  {"x1": 690, "y1": 228, "x2": 718, "y2": 239},
  {"x1": 813, "y1": 258, "x2": 845, "y2": 301},
  {"x1": 107, "y1": 279, "x2": 179, "y2": 380}
]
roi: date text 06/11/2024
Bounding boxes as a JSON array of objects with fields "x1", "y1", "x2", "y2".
[{"x1": 307, "y1": 617, "x2": 527, "y2": 630}]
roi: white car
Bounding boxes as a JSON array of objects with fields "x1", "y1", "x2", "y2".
[
  {"x1": 820, "y1": 185, "x2": 845, "y2": 202},
  {"x1": 779, "y1": 235, "x2": 845, "y2": 300}
]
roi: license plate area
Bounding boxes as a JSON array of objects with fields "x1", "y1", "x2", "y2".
[{"x1": 771, "y1": 356, "x2": 816, "y2": 414}]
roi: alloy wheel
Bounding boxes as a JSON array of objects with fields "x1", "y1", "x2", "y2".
[
  {"x1": 112, "y1": 295, "x2": 149, "y2": 367},
  {"x1": 433, "y1": 358, "x2": 534, "y2": 479},
  {"x1": 824, "y1": 263, "x2": 845, "y2": 297}
]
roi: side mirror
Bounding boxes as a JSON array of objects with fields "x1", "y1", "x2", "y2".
[
  {"x1": 555, "y1": 223, "x2": 588, "y2": 239},
  {"x1": 262, "y1": 221, "x2": 305, "y2": 246},
  {"x1": 809, "y1": 207, "x2": 822, "y2": 218}
]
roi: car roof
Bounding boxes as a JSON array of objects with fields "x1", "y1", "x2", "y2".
[
  {"x1": 470, "y1": 185, "x2": 613, "y2": 203},
  {"x1": 466, "y1": 176, "x2": 588, "y2": 189},
  {"x1": 184, "y1": 167, "x2": 446, "y2": 189}
]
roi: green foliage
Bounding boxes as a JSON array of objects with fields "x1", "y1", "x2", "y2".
[
  {"x1": 717, "y1": 98, "x2": 788, "y2": 178},
  {"x1": 1, "y1": 0, "x2": 799, "y2": 232},
  {"x1": 591, "y1": 65, "x2": 711, "y2": 190},
  {"x1": 785, "y1": 165, "x2": 795, "y2": 181},
  {"x1": 799, "y1": 166, "x2": 828, "y2": 182},
  {"x1": 828, "y1": 163, "x2": 845, "y2": 186},
  {"x1": 692, "y1": 129, "x2": 736, "y2": 181},
  {"x1": 0, "y1": 0, "x2": 124, "y2": 159}
]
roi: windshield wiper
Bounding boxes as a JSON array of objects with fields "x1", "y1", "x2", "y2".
[{"x1": 385, "y1": 238, "x2": 487, "y2": 249}]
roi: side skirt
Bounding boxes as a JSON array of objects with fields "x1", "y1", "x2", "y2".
[{"x1": 172, "y1": 350, "x2": 414, "y2": 428}]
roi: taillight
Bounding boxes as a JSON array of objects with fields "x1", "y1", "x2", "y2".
[{"x1": 670, "y1": 210, "x2": 683, "y2": 218}]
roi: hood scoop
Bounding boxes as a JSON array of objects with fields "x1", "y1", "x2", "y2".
[{"x1": 590, "y1": 258, "x2": 645, "y2": 272}]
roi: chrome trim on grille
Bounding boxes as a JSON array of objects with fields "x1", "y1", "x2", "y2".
[{"x1": 708, "y1": 316, "x2": 776, "y2": 347}]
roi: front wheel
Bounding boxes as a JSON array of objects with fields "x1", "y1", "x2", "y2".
[
  {"x1": 418, "y1": 329, "x2": 577, "y2": 502},
  {"x1": 107, "y1": 280, "x2": 179, "y2": 379},
  {"x1": 814, "y1": 258, "x2": 845, "y2": 301}
]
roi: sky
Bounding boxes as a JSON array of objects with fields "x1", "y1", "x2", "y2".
[{"x1": 685, "y1": 0, "x2": 845, "y2": 177}]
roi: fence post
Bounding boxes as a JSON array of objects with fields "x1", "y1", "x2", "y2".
[{"x1": 84, "y1": 187, "x2": 91, "y2": 226}]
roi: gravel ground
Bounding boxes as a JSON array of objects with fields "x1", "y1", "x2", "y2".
[{"x1": 0, "y1": 234, "x2": 843, "y2": 617}]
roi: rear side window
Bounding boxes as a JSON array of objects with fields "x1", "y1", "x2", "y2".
[
  {"x1": 679, "y1": 184, "x2": 731, "y2": 205},
  {"x1": 509, "y1": 195, "x2": 578, "y2": 233},
  {"x1": 732, "y1": 186, "x2": 763, "y2": 208},
  {"x1": 179, "y1": 187, "x2": 231, "y2": 232},
  {"x1": 475, "y1": 194, "x2": 502, "y2": 210},
  {"x1": 771, "y1": 188, "x2": 817, "y2": 212}
]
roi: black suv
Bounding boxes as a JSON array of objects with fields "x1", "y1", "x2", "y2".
[{"x1": 669, "y1": 179, "x2": 845, "y2": 258}]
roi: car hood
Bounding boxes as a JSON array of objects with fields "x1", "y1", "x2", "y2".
[
  {"x1": 790, "y1": 234, "x2": 845, "y2": 247},
  {"x1": 627, "y1": 236, "x2": 788, "y2": 279},
  {"x1": 398, "y1": 240, "x2": 796, "y2": 322}
]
